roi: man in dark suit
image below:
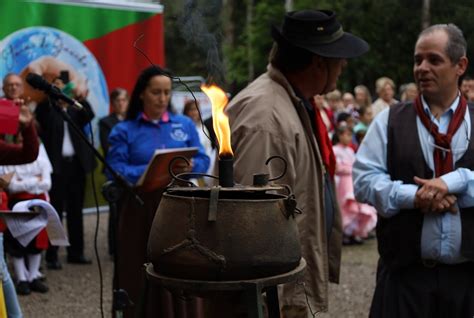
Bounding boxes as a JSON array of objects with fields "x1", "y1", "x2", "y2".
[
  {"x1": 98, "y1": 88, "x2": 128, "y2": 255},
  {"x1": 98, "y1": 88, "x2": 128, "y2": 155},
  {"x1": 35, "y1": 76, "x2": 97, "y2": 269}
]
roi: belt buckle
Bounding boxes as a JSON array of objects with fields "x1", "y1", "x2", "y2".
[{"x1": 422, "y1": 259, "x2": 438, "y2": 268}]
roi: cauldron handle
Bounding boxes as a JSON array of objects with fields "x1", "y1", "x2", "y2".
[
  {"x1": 167, "y1": 156, "x2": 219, "y2": 187},
  {"x1": 265, "y1": 155, "x2": 287, "y2": 182},
  {"x1": 282, "y1": 184, "x2": 303, "y2": 219}
]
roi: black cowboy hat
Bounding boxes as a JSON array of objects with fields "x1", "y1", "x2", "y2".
[{"x1": 271, "y1": 10, "x2": 369, "y2": 59}]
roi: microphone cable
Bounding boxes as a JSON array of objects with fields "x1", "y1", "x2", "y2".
[
  {"x1": 133, "y1": 34, "x2": 219, "y2": 151},
  {"x1": 85, "y1": 120, "x2": 105, "y2": 318}
]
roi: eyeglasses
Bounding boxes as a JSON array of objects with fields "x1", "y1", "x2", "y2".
[{"x1": 426, "y1": 117, "x2": 470, "y2": 155}]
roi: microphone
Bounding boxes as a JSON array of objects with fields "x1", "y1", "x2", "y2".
[{"x1": 26, "y1": 73, "x2": 83, "y2": 110}]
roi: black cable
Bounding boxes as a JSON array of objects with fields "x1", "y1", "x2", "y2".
[{"x1": 87, "y1": 121, "x2": 105, "y2": 318}]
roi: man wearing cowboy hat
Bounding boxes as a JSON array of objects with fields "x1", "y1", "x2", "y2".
[
  {"x1": 354, "y1": 24, "x2": 474, "y2": 317},
  {"x1": 226, "y1": 9, "x2": 368, "y2": 317}
]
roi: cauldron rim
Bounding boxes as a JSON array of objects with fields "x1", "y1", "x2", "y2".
[
  {"x1": 162, "y1": 191, "x2": 287, "y2": 202},
  {"x1": 166, "y1": 185, "x2": 285, "y2": 193}
]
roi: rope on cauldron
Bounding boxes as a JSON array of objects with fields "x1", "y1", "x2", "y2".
[
  {"x1": 296, "y1": 279, "x2": 322, "y2": 317},
  {"x1": 160, "y1": 197, "x2": 227, "y2": 270}
]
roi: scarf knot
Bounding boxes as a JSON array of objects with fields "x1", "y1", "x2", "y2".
[{"x1": 413, "y1": 95, "x2": 467, "y2": 177}]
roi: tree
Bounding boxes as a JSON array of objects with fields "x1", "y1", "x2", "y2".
[{"x1": 162, "y1": 0, "x2": 474, "y2": 96}]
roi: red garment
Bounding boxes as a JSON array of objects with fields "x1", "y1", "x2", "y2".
[
  {"x1": 413, "y1": 95, "x2": 467, "y2": 177},
  {"x1": 0, "y1": 122, "x2": 39, "y2": 165},
  {"x1": 349, "y1": 142, "x2": 358, "y2": 153},
  {"x1": 320, "y1": 107, "x2": 335, "y2": 133},
  {"x1": 311, "y1": 100, "x2": 336, "y2": 177},
  {"x1": 0, "y1": 191, "x2": 8, "y2": 232}
]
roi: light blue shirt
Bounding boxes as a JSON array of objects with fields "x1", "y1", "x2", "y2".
[{"x1": 353, "y1": 95, "x2": 472, "y2": 263}]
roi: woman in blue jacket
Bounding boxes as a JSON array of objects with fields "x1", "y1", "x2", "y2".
[
  {"x1": 107, "y1": 67, "x2": 209, "y2": 184},
  {"x1": 106, "y1": 66, "x2": 209, "y2": 318}
]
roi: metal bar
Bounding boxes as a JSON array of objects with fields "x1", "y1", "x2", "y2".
[
  {"x1": 243, "y1": 283, "x2": 263, "y2": 318},
  {"x1": 208, "y1": 186, "x2": 220, "y2": 222},
  {"x1": 266, "y1": 286, "x2": 280, "y2": 318}
]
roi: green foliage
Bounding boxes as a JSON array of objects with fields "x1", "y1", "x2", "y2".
[
  {"x1": 163, "y1": 0, "x2": 474, "y2": 96},
  {"x1": 162, "y1": 0, "x2": 224, "y2": 81},
  {"x1": 224, "y1": 0, "x2": 284, "y2": 93},
  {"x1": 251, "y1": 2, "x2": 285, "y2": 77}
]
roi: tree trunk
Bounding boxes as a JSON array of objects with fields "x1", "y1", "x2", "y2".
[
  {"x1": 246, "y1": 0, "x2": 254, "y2": 81},
  {"x1": 421, "y1": 0, "x2": 430, "y2": 30}
]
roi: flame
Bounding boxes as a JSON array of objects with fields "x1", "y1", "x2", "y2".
[{"x1": 201, "y1": 84, "x2": 233, "y2": 157}]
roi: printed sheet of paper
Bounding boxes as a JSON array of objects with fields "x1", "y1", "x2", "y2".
[{"x1": 4, "y1": 199, "x2": 69, "y2": 247}]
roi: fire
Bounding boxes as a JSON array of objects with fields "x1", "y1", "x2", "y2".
[{"x1": 201, "y1": 84, "x2": 233, "y2": 157}]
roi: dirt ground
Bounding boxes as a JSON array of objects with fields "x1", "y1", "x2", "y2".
[{"x1": 16, "y1": 212, "x2": 378, "y2": 318}]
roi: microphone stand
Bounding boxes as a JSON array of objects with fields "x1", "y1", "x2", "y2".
[
  {"x1": 47, "y1": 98, "x2": 143, "y2": 206},
  {"x1": 47, "y1": 97, "x2": 142, "y2": 317}
]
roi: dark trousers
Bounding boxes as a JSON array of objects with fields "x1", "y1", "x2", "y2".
[
  {"x1": 107, "y1": 202, "x2": 117, "y2": 255},
  {"x1": 46, "y1": 156, "x2": 86, "y2": 262},
  {"x1": 370, "y1": 259, "x2": 474, "y2": 318}
]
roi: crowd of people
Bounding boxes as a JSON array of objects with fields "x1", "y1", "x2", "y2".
[{"x1": 0, "y1": 7, "x2": 474, "y2": 318}]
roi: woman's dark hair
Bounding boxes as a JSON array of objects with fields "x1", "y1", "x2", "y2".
[
  {"x1": 332, "y1": 122, "x2": 352, "y2": 145},
  {"x1": 336, "y1": 112, "x2": 352, "y2": 124},
  {"x1": 183, "y1": 100, "x2": 199, "y2": 116},
  {"x1": 126, "y1": 66, "x2": 173, "y2": 120}
]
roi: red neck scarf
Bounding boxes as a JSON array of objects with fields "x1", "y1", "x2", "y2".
[
  {"x1": 413, "y1": 94, "x2": 467, "y2": 177},
  {"x1": 311, "y1": 99, "x2": 336, "y2": 177}
]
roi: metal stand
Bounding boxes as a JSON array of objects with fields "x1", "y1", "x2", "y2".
[{"x1": 145, "y1": 258, "x2": 307, "y2": 318}]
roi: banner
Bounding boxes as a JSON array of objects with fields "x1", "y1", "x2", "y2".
[{"x1": 0, "y1": 0, "x2": 165, "y2": 120}]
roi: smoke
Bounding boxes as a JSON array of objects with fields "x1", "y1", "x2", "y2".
[{"x1": 177, "y1": 0, "x2": 224, "y2": 84}]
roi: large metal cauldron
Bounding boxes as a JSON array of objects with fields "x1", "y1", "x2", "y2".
[{"x1": 147, "y1": 184, "x2": 301, "y2": 281}]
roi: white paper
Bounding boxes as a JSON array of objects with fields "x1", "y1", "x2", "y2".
[{"x1": 4, "y1": 199, "x2": 69, "y2": 247}]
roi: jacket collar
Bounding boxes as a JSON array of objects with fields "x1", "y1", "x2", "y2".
[
  {"x1": 136, "y1": 111, "x2": 172, "y2": 124},
  {"x1": 266, "y1": 64, "x2": 303, "y2": 106}
]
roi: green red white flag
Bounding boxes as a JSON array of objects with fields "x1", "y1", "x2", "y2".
[{"x1": 0, "y1": 0, "x2": 164, "y2": 119}]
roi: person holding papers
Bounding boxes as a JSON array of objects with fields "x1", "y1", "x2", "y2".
[
  {"x1": 106, "y1": 66, "x2": 209, "y2": 317},
  {"x1": 106, "y1": 67, "x2": 209, "y2": 184},
  {"x1": 0, "y1": 141, "x2": 52, "y2": 296},
  {"x1": 0, "y1": 85, "x2": 38, "y2": 318}
]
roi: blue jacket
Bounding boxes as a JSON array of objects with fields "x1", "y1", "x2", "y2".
[{"x1": 106, "y1": 111, "x2": 210, "y2": 184}]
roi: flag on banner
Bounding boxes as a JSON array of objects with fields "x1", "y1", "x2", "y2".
[{"x1": 0, "y1": 0, "x2": 164, "y2": 119}]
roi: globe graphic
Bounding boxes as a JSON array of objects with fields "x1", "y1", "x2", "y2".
[{"x1": 0, "y1": 27, "x2": 109, "y2": 128}]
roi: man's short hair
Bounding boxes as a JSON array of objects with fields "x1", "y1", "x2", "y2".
[
  {"x1": 269, "y1": 42, "x2": 315, "y2": 73},
  {"x1": 418, "y1": 24, "x2": 467, "y2": 64},
  {"x1": 2, "y1": 73, "x2": 21, "y2": 86}
]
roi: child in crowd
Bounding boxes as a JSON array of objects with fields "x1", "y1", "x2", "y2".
[
  {"x1": 0, "y1": 140, "x2": 52, "y2": 295},
  {"x1": 333, "y1": 124, "x2": 377, "y2": 245},
  {"x1": 335, "y1": 112, "x2": 358, "y2": 152}
]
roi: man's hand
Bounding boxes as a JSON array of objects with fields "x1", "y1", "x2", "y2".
[
  {"x1": 414, "y1": 176, "x2": 457, "y2": 214},
  {"x1": 18, "y1": 103, "x2": 33, "y2": 125},
  {"x1": 414, "y1": 176, "x2": 449, "y2": 199},
  {"x1": 20, "y1": 56, "x2": 89, "y2": 102},
  {"x1": 0, "y1": 172, "x2": 14, "y2": 189},
  {"x1": 172, "y1": 158, "x2": 194, "y2": 174}
]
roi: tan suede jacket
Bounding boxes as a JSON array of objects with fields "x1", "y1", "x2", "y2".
[{"x1": 226, "y1": 64, "x2": 342, "y2": 312}]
